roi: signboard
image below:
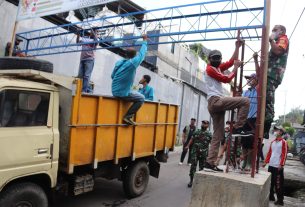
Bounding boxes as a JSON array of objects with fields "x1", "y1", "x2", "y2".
[{"x1": 17, "y1": 0, "x2": 118, "y2": 21}]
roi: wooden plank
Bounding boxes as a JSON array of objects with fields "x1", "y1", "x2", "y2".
[
  {"x1": 67, "y1": 79, "x2": 82, "y2": 174},
  {"x1": 131, "y1": 113, "x2": 137, "y2": 161},
  {"x1": 163, "y1": 104, "x2": 170, "y2": 152},
  {"x1": 114, "y1": 100, "x2": 123, "y2": 164},
  {"x1": 153, "y1": 102, "x2": 160, "y2": 155},
  {"x1": 171, "y1": 106, "x2": 179, "y2": 150},
  {"x1": 93, "y1": 97, "x2": 103, "y2": 169}
]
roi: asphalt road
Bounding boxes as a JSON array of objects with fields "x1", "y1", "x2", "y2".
[{"x1": 52, "y1": 148, "x2": 192, "y2": 207}]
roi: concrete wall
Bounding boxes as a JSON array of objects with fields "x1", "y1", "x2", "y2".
[{"x1": 0, "y1": 1, "x2": 230, "y2": 136}]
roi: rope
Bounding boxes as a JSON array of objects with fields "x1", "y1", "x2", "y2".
[{"x1": 289, "y1": 6, "x2": 305, "y2": 41}]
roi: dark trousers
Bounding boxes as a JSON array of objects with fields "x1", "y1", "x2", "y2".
[
  {"x1": 119, "y1": 92, "x2": 145, "y2": 118},
  {"x1": 180, "y1": 142, "x2": 192, "y2": 163},
  {"x1": 268, "y1": 166, "x2": 284, "y2": 202}
]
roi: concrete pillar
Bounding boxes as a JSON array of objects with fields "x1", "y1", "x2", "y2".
[{"x1": 189, "y1": 171, "x2": 271, "y2": 207}]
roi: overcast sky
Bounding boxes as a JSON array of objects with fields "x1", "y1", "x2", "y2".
[{"x1": 133, "y1": 0, "x2": 305, "y2": 119}]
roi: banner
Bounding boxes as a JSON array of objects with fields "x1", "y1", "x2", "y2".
[{"x1": 17, "y1": 0, "x2": 118, "y2": 21}]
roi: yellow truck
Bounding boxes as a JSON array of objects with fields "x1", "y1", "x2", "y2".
[{"x1": 0, "y1": 58, "x2": 178, "y2": 207}]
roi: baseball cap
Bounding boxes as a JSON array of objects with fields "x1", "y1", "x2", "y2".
[
  {"x1": 245, "y1": 73, "x2": 257, "y2": 79},
  {"x1": 202, "y1": 120, "x2": 209, "y2": 124},
  {"x1": 15, "y1": 36, "x2": 23, "y2": 42},
  {"x1": 274, "y1": 125, "x2": 286, "y2": 133},
  {"x1": 208, "y1": 50, "x2": 222, "y2": 58}
]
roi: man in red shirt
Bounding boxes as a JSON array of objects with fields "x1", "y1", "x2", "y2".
[
  {"x1": 263, "y1": 126, "x2": 288, "y2": 206},
  {"x1": 203, "y1": 40, "x2": 252, "y2": 172}
]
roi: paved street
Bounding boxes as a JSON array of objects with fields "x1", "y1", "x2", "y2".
[
  {"x1": 51, "y1": 139, "x2": 305, "y2": 207},
  {"x1": 52, "y1": 148, "x2": 192, "y2": 207}
]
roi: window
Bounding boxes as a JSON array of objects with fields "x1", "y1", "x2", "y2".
[{"x1": 0, "y1": 90, "x2": 50, "y2": 127}]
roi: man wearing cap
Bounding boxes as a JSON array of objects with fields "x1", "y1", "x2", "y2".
[
  {"x1": 5, "y1": 37, "x2": 27, "y2": 57},
  {"x1": 264, "y1": 25, "x2": 289, "y2": 139},
  {"x1": 204, "y1": 40, "x2": 251, "y2": 172},
  {"x1": 179, "y1": 118, "x2": 197, "y2": 165},
  {"x1": 263, "y1": 126, "x2": 288, "y2": 206},
  {"x1": 185, "y1": 120, "x2": 212, "y2": 187},
  {"x1": 240, "y1": 54, "x2": 260, "y2": 171}
]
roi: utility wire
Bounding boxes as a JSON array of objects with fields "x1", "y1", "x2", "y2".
[{"x1": 289, "y1": 6, "x2": 305, "y2": 41}]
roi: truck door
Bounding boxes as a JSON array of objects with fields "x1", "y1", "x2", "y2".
[{"x1": 0, "y1": 89, "x2": 54, "y2": 177}]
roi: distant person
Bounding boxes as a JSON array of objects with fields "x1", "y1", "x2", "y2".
[
  {"x1": 111, "y1": 34, "x2": 148, "y2": 125},
  {"x1": 76, "y1": 28, "x2": 98, "y2": 93},
  {"x1": 5, "y1": 37, "x2": 27, "y2": 57},
  {"x1": 203, "y1": 40, "x2": 251, "y2": 172},
  {"x1": 263, "y1": 126, "x2": 288, "y2": 206},
  {"x1": 186, "y1": 120, "x2": 211, "y2": 187},
  {"x1": 139, "y1": 75, "x2": 154, "y2": 101},
  {"x1": 179, "y1": 118, "x2": 197, "y2": 165},
  {"x1": 264, "y1": 25, "x2": 289, "y2": 139}
]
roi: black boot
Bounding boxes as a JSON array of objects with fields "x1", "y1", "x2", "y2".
[
  {"x1": 269, "y1": 194, "x2": 275, "y2": 201},
  {"x1": 274, "y1": 200, "x2": 284, "y2": 206},
  {"x1": 188, "y1": 177, "x2": 193, "y2": 188}
]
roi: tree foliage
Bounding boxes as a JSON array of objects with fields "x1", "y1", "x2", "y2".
[
  {"x1": 189, "y1": 43, "x2": 209, "y2": 63},
  {"x1": 278, "y1": 107, "x2": 304, "y2": 125}
]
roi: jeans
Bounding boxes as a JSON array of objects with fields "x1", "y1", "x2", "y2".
[
  {"x1": 119, "y1": 91, "x2": 145, "y2": 118},
  {"x1": 78, "y1": 59, "x2": 95, "y2": 93}
]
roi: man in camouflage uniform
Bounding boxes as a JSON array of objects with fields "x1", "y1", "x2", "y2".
[
  {"x1": 185, "y1": 120, "x2": 212, "y2": 187},
  {"x1": 264, "y1": 25, "x2": 289, "y2": 138}
]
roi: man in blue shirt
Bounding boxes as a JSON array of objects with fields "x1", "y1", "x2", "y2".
[
  {"x1": 139, "y1": 75, "x2": 154, "y2": 101},
  {"x1": 240, "y1": 52, "x2": 260, "y2": 171},
  {"x1": 111, "y1": 34, "x2": 148, "y2": 125}
]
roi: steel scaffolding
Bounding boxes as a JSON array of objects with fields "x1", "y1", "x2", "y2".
[
  {"x1": 14, "y1": 0, "x2": 270, "y2": 178},
  {"x1": 16, "y1": 0, "x2": 265, "y2": 56}
]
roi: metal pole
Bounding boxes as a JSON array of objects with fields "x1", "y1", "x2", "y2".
[
  {"x1": 283, "y1": 90, "x2": 287, "y2": 123},
  {"x1": 251, "y1": 0, "x2": 271, "y2": 178},
  {"x1": 226, "y1": 30, "x2": 240, "y2": 172}
]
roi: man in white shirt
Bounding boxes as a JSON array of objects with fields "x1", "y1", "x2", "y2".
[{"x1": 263, "y1": 126, "x2": 288, "y2": 206}]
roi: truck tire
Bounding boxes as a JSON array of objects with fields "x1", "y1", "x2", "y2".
[
  {"x1": 123, "y1": 161, "x2": 149, "y2": 198},
  {"x1": 0, "y1": 182, "x2": 48, "y2": 207},
  {"x1": 0, "y1": 57, "x2": 53, "y2": 73}
]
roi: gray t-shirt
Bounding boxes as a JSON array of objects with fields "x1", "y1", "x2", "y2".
[{"x1": 80, "y1": 37, "x2": 97, "y2": 60}]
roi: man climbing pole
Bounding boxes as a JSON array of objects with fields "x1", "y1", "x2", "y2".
[
  {"x1": 203, "y1": 39, "x2": 252, "y2": 172},
  {"x1": 264, "y1": 25, "x2": 289, "y2": 138}
]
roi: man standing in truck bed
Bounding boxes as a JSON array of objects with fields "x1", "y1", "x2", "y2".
[{"x1": 111, "y1": 34, "x2": 148, "y2": 125}]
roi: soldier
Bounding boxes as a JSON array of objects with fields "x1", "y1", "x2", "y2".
[
  {"x1": 264, "y1": 25, "x2": 289, "y2": 138},
  {"x1": 179, "y1": 118, "x2": 197, "y2": 165},
  {"x1": 185, "y1": 120, "x2": 212, "y2": 187}
]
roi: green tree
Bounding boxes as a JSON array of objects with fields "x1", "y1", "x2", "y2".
[
  {"x1": 189, "y1": 43, "x2": 209, "y2": 63},
  {"x1": 282, "y1": 122, "x2": 291, "y2": 128},
  {"x1": 278, "y1": 107, "x2": 304, "y2": 124},
  {"x1": 284, "y1": 127, "x2": 295, "y2": 137}
]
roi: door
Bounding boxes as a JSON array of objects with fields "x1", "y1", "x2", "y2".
[{"x1": 0, "y1": 89, "x2": 54, "y2": 183}]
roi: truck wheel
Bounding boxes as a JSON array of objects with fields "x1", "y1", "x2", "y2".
[
  {"x1": 0, "y1": 57, "x2": 53, "y2": 73},
  {"x1": 0, "y1": 182, "x2": 48, "y2": 207},
  {"x1": 123, "y1": 161, "x2": 149, "y2": 198}
]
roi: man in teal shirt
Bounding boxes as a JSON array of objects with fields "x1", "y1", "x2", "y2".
[
  {"x1": 139, "y1": 75, "x2": 154, "y2": 101},
  {"x1": 111, "y1": 34, "x2": 148, "y2": 125}
]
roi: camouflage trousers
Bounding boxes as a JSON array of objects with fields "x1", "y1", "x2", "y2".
[
  {"x1": 189, "y1": 145, "x2": 208, "y2": 179},
  {"x1": 264, "y1": 78, "x2": 280, "y2": 138}
]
